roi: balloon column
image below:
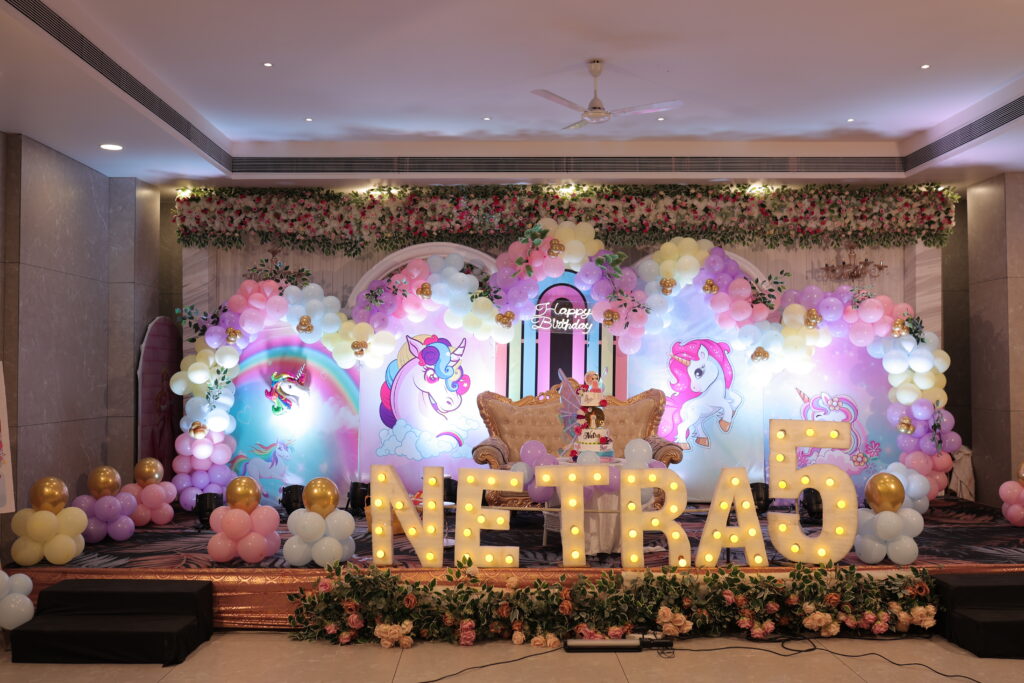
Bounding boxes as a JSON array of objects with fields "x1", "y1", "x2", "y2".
[
  {"x1": 207, "y1": 476, "x2": 283, "y2": 563},
  {"x1": 854, "y1": 473, "x2": 924, "y2": 565},
  {"x1": 71, "y1": 466, "x2": 137, "y2": 542},
  {"x1": 126, "y1": 458, "x2": 176, "y2": 527},
  {"x1": 998, "y1": 463, "x2": 1024, "y2": 527},
  {"x1": 171, "y1": 428, "x2": 236, "y2": 512},
  {"x1": 283, "y1": 478, "x2": 356, "y2": 567},
  {"x1": 0, "y1": 571, "x2": 34, "y2": 631},
  {"x1": 10, "y1": 477, "x2": 87, "y2": 566}
]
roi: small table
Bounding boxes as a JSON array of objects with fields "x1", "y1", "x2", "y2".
[{"x1": 543, "y1": 457, "x2": 636, "y2": 555}]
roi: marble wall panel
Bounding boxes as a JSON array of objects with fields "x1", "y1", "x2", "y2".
[
  {"x1": 109, "y1": 178, "x2": 136, "y2": 283},
  {"x1": 967, "y1": 176, "x2": 1008, "y2": 286},
  {"x1": 14, "y1": 417, "x2": 107, "y2": 508}
]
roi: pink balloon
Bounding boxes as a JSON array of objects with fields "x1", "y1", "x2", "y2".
[
  {"x1": 210, "y1": 443, "x2": 233, "y2": 465},
  {"x1": 250, "y1": 505, "x2": 280, "y2": 536},
  {"x1": 892, "y1": 303, "x2": 915, "y2": 319},
  {"x1": 209, "y1": 506, "x2": 228, "y2": 533},
  {"x1": 151, "y1": 503, "x2": 175, "y2": 525},
  {"x1": 247, "y1": 292, "x2": 267, "y2": 310},
  {"x1": 239, "y1": 308, "x2": 265, "y2": 334},
  {"x1": 172, "y1": 454, "x2": 193, "y2": 474},
  {"x1": 130, "y1": 504, "x2": 152, "y2": 527},
  {"x1": 192, "y1": 438, "x2": 213, "y2": 460},
  {"x1": 858, "y1": 298, "x2": 884, "y2": 323},
  {"x1": 1006, "y1": 504, "x2": 1024, "y2": 526},
  {"x1": 222, "y1": 508, "x2": 253, "y2": 541},
  {"x1": 873, "y1": 317, "x2": 892, "y2": 337},
  {"x1": 716, "y1": 312, "x2": 737, "y2": 330},
  {"x1": 237, "y1": 531, "x2": 269, "y2": 563},
  {"x1": 259, "y1": 280, "x2": 279, "y2": 298},
  {"x1": 848, "y1": 321, "x2": 875, "y2": 347},
  {"x1": 208, "y1": 430, "x2": 226, "y2": 444},
  {"x1": 618, "y1": 334, "x2": 642, "y2": 355},
  {"x1": 227, "y1": 294, "x2": 248, "y2": 313},
  {"x1": 160, "y1": 481, "x2": 178, "y2": 502},
  {"x1": 208, "y1": 532, "x2": 237, "y2": 562},
  {"x1": 174, "y1": 433, "x2": 194, "y2": 455},
  {"x1": 928, "y1": 471, "x2": 948, "y2": 497},
  {"x1": 751, "y1": 303, "x2": 770, "y2": 322},
  {"x1": 239, "y1": 280, "x2": 259, "y2": 296},
  {"x1": 727, "y1": 278, "x2": 751, "y2": 299},
  {"x1": 121, "y1": 483, "x2": 142, "y2": 498},
  {"x1": 842, "y1": 305, "x2": 859, "y2": 323},
  {"x1": 729, "y1": 300, "x2": 752, "y2": 321},
  {"x1": 709, "y1": 292, "x2": 731, "y2": 313},
  {"x1": 264, "y1": 531, "x2": 282, "y2": 556},
  {"x1": 931, "y1": 451, "x2": 954, "y2": 473},
  {"x1": 875, "y1": 295, "x2": 893, "y2": 314},
  {"x1": 999, "y1": 480, "x2": 1024, "y2": 505},
  {"x1": 141, "y1": 483, "x2": 167, "y2": 509},
  {"x1": 905, "y1": 451, "x2": 933, "y2": 475},
  {"x1": 265, "y1": 295, "x2": 289, "y2": 319},
  {"x1": 191, "y1": 455, "x2": 213, "y2": 471}
]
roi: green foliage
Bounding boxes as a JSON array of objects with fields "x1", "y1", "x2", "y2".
[
  {"x1": 174, "y1": 303, "x2": 227, "y2": 344},
  {"x1": 749, "y1": 270, "x2": 791, "y2": 309},
  {"x1": 244, "y1": 258, "x2": 312, "y2": 289}
]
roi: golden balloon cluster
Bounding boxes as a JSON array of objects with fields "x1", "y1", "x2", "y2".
[
  {"x1": 897, "y1": 416, "x2": 914, "y2": 434},
  {"x1": 659, "y1": 277, "x2": 676, "y2": 295},
  {"x1": 865, "y1": 473, "x2": 905, "y2": 513},
  {"x1": 88, "y1": 466, "x2": 122, "y2": 498},
  {"x1": 188, "y1": 420, "x2": 209, "y2": 439},
  {"x1": 30, "y1": 476, "x2": 69, "y2": 514},
  {"x1": 804, "y1": 308, "x2": 822, "y2": 329},
  {"x1": 351, "y1": 340, "x2": 368, "y2": 356},
  {"x1": 603, "y1": 310, "x2": 620, "y2": 325},
  {"x1": 702, "y1": 278, "x2": 719, "y2": 294},
  {"x1": 750, "y1": 346, "x2": 770, "y2": 362},
  {"x1": 891, "y1": 317, "x2": 909, "y2": 338},
  {"x1": 226, "y1": 475, "x2": 262, "y2": 514},
  {"x1": 495, "y1": 311, "x2": 515, "y2": 328},
  {"x1": 547, "y1": 238, "x2": 565, "y2": 257},
  {"x1": 135, "y1": 457, "x2": 164, "y2": 486},
  {"x1": 303, "y1": 477, "x2": 340, "y2": 517},
  {"x1": 416, "y1": 282, "x2": 432, "y2": 299},
  {"x1": 225, "y1": 327, "x2": 241, "y2": 344},
  {"x1": 296, "y1": 315, "x2": 314, "y2": 334}
]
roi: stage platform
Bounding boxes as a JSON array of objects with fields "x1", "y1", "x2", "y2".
[{"x1": 9, "y1": 497, "x2": 1024, "y2": 630}]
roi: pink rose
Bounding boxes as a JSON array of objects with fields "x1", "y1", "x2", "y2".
[
  {"x1": 459, "y1": 629, "x2": 476, "y2": 646},
  {"x1": 737, "y1": 617, "x2": 752, "y2": 630},
  {"x1": 763, "y1": 620, "x2": 775, "y2": 634},
  {"x1": 325, "y1": 623, "x2": 338, "y2": 635},
  {"x1": 460, "y1": 618, "x2": 476, "y2": 632},
  {"x1": 346, "y1": 613, "x2": 364, "y2": 630},
  {"x1": 872, "y1": 620, "x2": 889, "y2": 635},
  {"x1": 339, "y1": 631, "x2": 354, "y2": 645},
  {"x1": 750, "y1": 627, "x2": 765, "y2": 640},
  {"x1": 765, "y1": 601, "x2": 779, "y2": 614},
  {"x1": 545, "y1": 634, "x2": 560, "y2": 648},
  {"x1": 721, "y1": 589, "x2": 735, "y2": 605},
  {"x1": 399, "y1": 636, "x2": 413, "y2": 649},
  {"x1": 381, "y1": 638, "x2": 395, "y2": 649},
  {"x1": 607, "y1": 626, "x2": 625, "y2": 639},
  {"x1": 317, "y1": 578, "x2": 333, "y2": 593},
  {"x1": 512, "y1": 631, "x2": 526, "y2": 645},
  {"x1": 403, "y1": 593, "x2": 417, "y2": 609},
  {"x1": 531, "y1": 636, "x2": 546, "y2": 647}
]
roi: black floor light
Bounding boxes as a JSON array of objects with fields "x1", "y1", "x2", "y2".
[
  {"x1": 280, "y1": 485, "x2": 305, "y2": 516},
  {"x1": 195, "y1": 493, "x2": 223, "y2": 529}
]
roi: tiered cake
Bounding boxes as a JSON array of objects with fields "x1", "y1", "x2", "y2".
[{"x1": 572, "y1": 373, "x2": 614, "y2": 459}]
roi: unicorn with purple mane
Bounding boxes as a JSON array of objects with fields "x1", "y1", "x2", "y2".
[
  {"x1": 659, "y1": 339, "x2": 742, "y2": 449},
  {"x1": 379, "y1": 335, "x2": 471, "y2": 444},
  {"x1": 795, "y1": 388, "x2": 875, "y2": 474},
  {"x1": 229, "y1": 439, "x2": 301, "y2": 501},
  {"x1": 265, "y1": 364, "x2": 309, "y2": 415}
]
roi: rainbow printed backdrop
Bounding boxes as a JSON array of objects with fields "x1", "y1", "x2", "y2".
[{"x1": 229, "y1": 324, "x2": 360, "y2": 504}]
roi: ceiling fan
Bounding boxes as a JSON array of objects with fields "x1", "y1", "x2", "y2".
[{"x1": 532, "y1": 59, "x2": 683, "y2": 130}]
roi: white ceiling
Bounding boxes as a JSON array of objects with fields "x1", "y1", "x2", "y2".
[{"x1": 2, "y1": 0, "x2": 1024, "y2": 185}]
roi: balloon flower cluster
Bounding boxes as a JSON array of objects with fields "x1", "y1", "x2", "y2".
[
  {"x1": 10, "y1": 477, "x2": 87, "y2": 566},
  {"x1": 0, "y1": 571, "x2": 34, "y2": 631},
  {"x1": 854, "y1": 472, "x2": 926, "y2": 565},
  {"x1": 71, "y1": 466, "x2": 138, "y2": 542},
  {"x1": 638, "y1": 237, "x2": 713, "y2": 334},
  {"x1": 283, "y1": 478, "x2": 356, "y2": 568},
  {"x1": 125, "y1": 458, "x2": 177, "y2": 527},
  {"x1": 171, "y1": 429, "x2": 236, "y2": 511},
  {"x1": 998, "y1": 464, "x2": 1024, "y2": 527},
  {"x1": 207, "y1": 476, "x2": 283, "y2": 563},
  {"x1": 886, "y1": 401, "x2": 959, "y2": 504}
]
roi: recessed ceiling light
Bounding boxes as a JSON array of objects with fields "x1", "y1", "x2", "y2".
[
  {"x1": 482, "y1": 116, "x2": 491, "y2": 121},
  {"x1": 99, "y1": 143, "x2": 123, "y2": 151},
  {"x1": 263, "y1": 62, "x2": 273, "y2": 67},
  {"x1": 920, "y1": 64, "x2": 930, "y2": 70},
  {"x1": 847, "y1": 118, "x2": 855, "y2": 123},
  {"x1": 657, "y1": 116, "x2": 665, "y2": 121},
  {"x1": 304, "y1": 117, "x2": 313, "y2": 122}
]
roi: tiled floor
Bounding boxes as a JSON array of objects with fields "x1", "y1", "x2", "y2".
[{"x1": 0, "y1": 631, "x2": 1016, "y2": 683}]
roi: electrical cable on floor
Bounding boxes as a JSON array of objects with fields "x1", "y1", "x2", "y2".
[{"x1": 414, "y1": 647, "x2": 561, "y2": 683}]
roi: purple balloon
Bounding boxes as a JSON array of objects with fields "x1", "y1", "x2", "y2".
[
  {"x1": 116, "y1": 491, "x2": 138, "y2": 516},
  {"x1": 919, "y1": 436, "x2": 939, "y2": 456},
  {"x1": 204, "y1": 483, "x2": 225, "y2": 495},
  {"x1": 519, "y1": 440, "x2": 548, "y2": 464},
  {"x1": 897, "y1": 434, "x2": 919, "y2": 452},
  {"x1": 828, "y1": 318, "x2": 849, "y2": 338},
  {"x1": 72, "y1": 494, "x2": 97, "y2": 517},
  {"x1": 942, "y1": 432, "x2": 963, "y2": 453},
  {"x1": 536, "y1": 453, "x2": 559, "y2": 467},
  {"x1": 107, "y1": 515, "x2": 135, "y2": 542},
  {"x1": 618, "y1": 267, "x2": 638, "y2": 292},
  {"x1": 204, "y1": 325, "x2": 226, "y2": 348},
  {"x1": 191, "y1": 470, "x2": 211, "y2": 490},
  {"x1": 527, "y1": 481, "x2": 554, "y2": 504},
  {"x1": 171, "y1": 473, "x2": 193, "y2": 491},
  {"x1": 604, "y1": 467, "x2": 621, "y2": 491},
  {"x1": 818, "y1": 297, "x2": 844, "y2": 322},
  {"x1": 938, "y1": 409, "x2": 955, "y2": 433},
  {"x1": 797, "y1": 286, "x2": 824, "y2": 308},
  {"x1": 885, "y1": 402, "x2": 909, "y2": 427},
  {"x1": 910, "y1": 398, "x2": 934, "y2": 421},
  {"x1": 179, "y1": 486, "x2": 201, "y2": 511},
  {"x1": 83, "y1": 517, "x2": 108, "y2": 543},
  {"x1": 591, "y1": 278, "x2": 613, "y2": 301},
  {"x1": 94, "y1": 495, "x2": 123, "y2": 523},
  {"x1": 911, "y1": 419, "x2": 931, "y2": 438},
  {"x1": 648, "y1": 460, "x2": 667, "y2": 469},
  {"x1": 208, "y1": 464, "x2": 234, "y2": 486}
]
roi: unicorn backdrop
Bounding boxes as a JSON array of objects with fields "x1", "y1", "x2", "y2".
[{"x1": 228, "y1": 324, "x2": 360, "y2": 503}]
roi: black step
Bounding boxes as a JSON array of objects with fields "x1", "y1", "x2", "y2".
[
  {"x1": 11, "y1": 613, "x2": 203, "y2": 665},
  {"x1": 35, "y1": 579, "x2": 213, "y2": 640},
  {"x1": 946, "y1": 608, "x2": 1024, "y2": 659}
]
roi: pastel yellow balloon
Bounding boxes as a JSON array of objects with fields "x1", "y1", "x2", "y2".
[
  {"x1": 226, "y1": 476, "x2": 262, "y2": 514},
  {"x1": 44, "y1": 534, "x2": 78, "y2": 565},
  {"x1": 88, "y1": 466, "x2": 122, "y2": 498},
  {"x1": 11, "y1": 537, "x2": 44, "y2": 567},
  {"x1": 30, "y1": 477, "x2": 68, "y2": 513},
  {"x1": 135, "y1": 457, "x2": 165, "y2": 485},
  {"x1": 26, "y1": 510, "x2": 59, "y2": 543},
  {"x1": 865, "y1": 473, "x2": 905, "y2": 513},
  {"x1": 11, "y1": 508, "x2": 34, "y2": 536},
  {"x1": 57, "y1": 506, "x2": 89, "y2": 536},
  {"x1": 303, "y1": 477, "x2": 340, "y2": 517}
]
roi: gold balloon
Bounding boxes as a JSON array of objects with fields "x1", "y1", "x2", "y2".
[
  {"x1": 30, "y1": 476, "x2": 69, "y2": 513},
  {"x1": 226, "y1": 476, "x2": 262, "y2": 513},
  {"x1": 303, "y1": 477, "x2": 340, "y2": 517},
  {"x1": 134, "y1": 457, "x2": 164, "y2": 485},
  {"x1": 88, "y1": 466, "x2": 122, "y2": 498},
  {"x1": 865, "y1": 473, "x2": 905, "y2": 513}
]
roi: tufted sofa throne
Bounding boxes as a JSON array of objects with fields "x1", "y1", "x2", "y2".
[{"x1": 473, "y1": 379, "x2": 684, "y2": 508}]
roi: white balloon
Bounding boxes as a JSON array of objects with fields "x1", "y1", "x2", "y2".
[
  {"x1": 911, "y1": 496, "x2": 930, "y2": 514},
  {"x1": 886, "y1": 536, "x2": 919, "y2": 565},
  {"x1": 283, "y1": 536, "x2": 313, "y2": 566},
  {"x1": 286, "y1": 508, "x2": 308, "y2": 535},
  {"x1": 882, "y1": 350, "x2": 910, "y2": 375},
  {"x1": 0, "y1": 572, "x2": 8, "y2": 599},
  {"x1": 897, "y1": 507, "x2": 924, "y2": 537},
  {"x1": 576, "y1": 452, "x2": 601, "y2": 465},
  {"x1": 874, "y1": 510, "x2": 903, "y2": 541},
  {"x1": 906, "y1": 473, "x2": 930, "y2": 499},
  {"x1": 624, "y1": 439, "x2": 653, "y2": 462},
  {"x1": 339, "y1": 537, "x2": 356, "y2": 563},
  {"x1": 311, "y1": 537, "x2": 344, "y2": 568},
  {"x1": 509, "y1": 461, "x2": 535, "y2": 485},
  {"x1": 325, "y1": 509, "x2": 355, "y2": 540},
  {"x1": 295, "y1": 512, "x2": 327, "y2": 543},
  {"x1": 854, "y1": 535, "x2": 887, "y2": 564},
  {"x1": 0, "y1": 593, "x2": 34, "y2": 630}
]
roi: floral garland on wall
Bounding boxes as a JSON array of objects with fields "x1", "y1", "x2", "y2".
[
  {"x1": 174, "y1": 184, "x2": 959, "y2": 256},
  {"x1": 289, "y1": 562, "x2": 938, "y2": 648}
]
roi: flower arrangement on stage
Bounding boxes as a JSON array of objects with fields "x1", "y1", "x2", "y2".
[
  {"x1": 174, "y1": 184, "x2": 958, "y2": 256},
  {"x1": 289, "y1": 561, "x2": 938, "y2": 648}
]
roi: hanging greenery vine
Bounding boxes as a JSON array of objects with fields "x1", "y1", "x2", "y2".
[{"x1": 174, "y1": 183, "x2": 958, "y2": 256}]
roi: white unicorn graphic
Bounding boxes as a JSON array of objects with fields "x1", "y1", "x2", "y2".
[{"x1": 659, "y1": 339, "x2": 742, "y2": 449}]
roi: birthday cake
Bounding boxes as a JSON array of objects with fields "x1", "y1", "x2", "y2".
[{"x1": 572, "y1": 372, "x2": 614, "y2": 459}]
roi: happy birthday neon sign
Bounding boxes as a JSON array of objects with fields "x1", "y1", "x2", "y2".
[{"x1": 531, "y1": 302, "x2": 593, "y2": 333}]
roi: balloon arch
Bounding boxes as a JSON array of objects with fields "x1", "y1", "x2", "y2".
[{"x1": 167, "y1": 217, "x2": 960, "y2": 514}]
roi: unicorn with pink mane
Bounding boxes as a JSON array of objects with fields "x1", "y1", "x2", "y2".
[
  {"x1": 795, "y1": 388, "x2": 875, "y2": 474},
  {"x1": 264, "y1": 364, "x2": 309, "y2": 415},
  {"x1": 659, "y1": 339, "x2": 742, "y2": 449},
  {"x1": 379, "y1": 335, "x2": 471, "y2": 444}
]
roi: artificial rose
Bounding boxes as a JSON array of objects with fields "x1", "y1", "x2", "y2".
[
  {"x1": 342, "y1": 600, "x2": 359, "y2": 614},
  {"x1": 459, "y1": 629, "x2": 477, "y2": 646},
  {"x1": 558, "y1": 600, "x2": 573, "y2": 615},
  {"x1": 325, "y1": 623, "x2": 338, "y2": 635},
  {"x1": 346, "y1": 613, "x2": 364, "y2": 630},
  {"x1": 403, "y1": 593, "x2": 417, "y2": 609},
  {"x1": 497, "y1": 602, "x2": 511, "y2": 618},
  {"x1": 380, "y1": 638, "x2": 395, "y2": 649},
  {"x1": 339, "y1": 631, "x2": 354, "y2": 645},
  {"x1": 512, "y1": 631, "x2": 526, "y2": 645},
  {"x1": 765, "y1": 601, "x2": 780, "y2": 614},
  {"x1": 317, "y1": 578, "x2": 333, "y2": 593},
  {"x1": 531, "y1": 636, "x2": 546, "y2": 647},
  {"x1": 545, "y1": 634, "x2": 560, "y2": 648},
  {"x1": 399, "y1": 636, "x2": 414, "y2": 649},
  {"x1": 824, "y1": 592, "x2": 841, "y2": 608}
]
